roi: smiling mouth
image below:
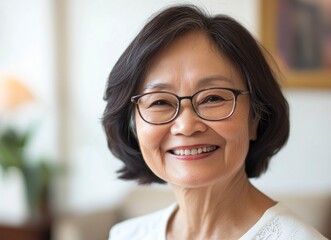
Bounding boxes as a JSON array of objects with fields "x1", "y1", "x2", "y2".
[{"x1": 169, "y1": 146, "x2": 218, "y2": 156}]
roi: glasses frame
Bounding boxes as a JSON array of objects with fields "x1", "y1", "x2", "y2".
[{"x1": 131, "y1": 87, "x2": 249, "y2": 125}]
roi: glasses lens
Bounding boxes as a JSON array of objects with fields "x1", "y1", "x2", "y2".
[
  {"x1": 137, "y1": 92, "x2": 178, "y2": 124},
  {"x1": 194, "y1": 89, "x2": 235, "y2": 120}
]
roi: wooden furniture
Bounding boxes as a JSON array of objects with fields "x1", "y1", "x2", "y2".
[{"x1": 0, "y1": 221, "x2": 51, "y2": 240}]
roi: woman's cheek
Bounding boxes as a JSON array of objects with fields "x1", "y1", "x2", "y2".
[
  {"x1": 227, "y1": 135, "x2": 250, "y2": 161},
  {"x1": 137, "y1": 123, "x2": 168, "y2": 171},
  {"x1": 219, "y1": 121, "x2": 251, "y2": 167},
  {"x1": 140, "y1": 141, "x2": 168, "y2": 181}
]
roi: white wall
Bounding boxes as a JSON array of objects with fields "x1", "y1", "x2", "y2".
[
  {"x1": 252, "y1": 90, "x2": 331, "y2": 195},
  {"x1": 1, "y1": 0, "x2": 330, "y2": 216}
]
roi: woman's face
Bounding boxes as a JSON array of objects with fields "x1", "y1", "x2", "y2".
[{"x1": 135, "y1": 32, "x2": 258, "y2": 188}]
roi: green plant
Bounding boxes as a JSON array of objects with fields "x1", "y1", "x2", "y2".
[{"x1": 0, "y1": 127, "x2": 54, "y2": 220}]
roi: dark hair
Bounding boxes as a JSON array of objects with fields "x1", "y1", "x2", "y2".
[{"x1": 102, "y1": 5, "x2": 290, "y2": 184}]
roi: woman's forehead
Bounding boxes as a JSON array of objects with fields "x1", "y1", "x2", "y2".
[{"x1": 141, "y1": 32, "x2": 245, "y2": 92}]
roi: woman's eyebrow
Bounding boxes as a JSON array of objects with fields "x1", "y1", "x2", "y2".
[
  {"x1": 142, "y1": 75, "x2": 233, "y2": 92},
  {"x1": 143, "y1": 82, "x2": 173, "y2": 91},
  {"x1": 196, "y1": 75, "x2": 233, "y2": 88}
]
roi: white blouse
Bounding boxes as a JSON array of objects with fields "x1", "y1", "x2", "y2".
[{"x1": 109, "y1": 202, "x2": 327, "y2": 240}]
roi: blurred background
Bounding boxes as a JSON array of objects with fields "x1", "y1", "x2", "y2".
[{"x1": 0, "y1": 0, "x2": 330, "y2": 239}]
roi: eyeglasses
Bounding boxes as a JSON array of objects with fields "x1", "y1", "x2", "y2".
[{"x1": 131, "y1": 87, "x2": 249, "y2": 125}]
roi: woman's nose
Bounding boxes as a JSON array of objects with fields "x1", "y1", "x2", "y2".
[{"x1": 170, "y1": 101, "x2": 208, "y2": 136}]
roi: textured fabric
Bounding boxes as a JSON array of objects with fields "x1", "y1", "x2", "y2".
[{"x1": 109, "y1": 203, "x2": 327, "y2": 240}]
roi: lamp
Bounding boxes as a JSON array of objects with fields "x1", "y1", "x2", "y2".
[{"x1": 0, "y1": 76, "x2": 35, "y2": 116}]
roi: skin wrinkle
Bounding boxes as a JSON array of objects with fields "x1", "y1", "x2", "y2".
[
  {"x1": 170, "y1": 173, "x2": 256, "y2": 239},
  {"x1": 135, "y1": 32, "x2": 273, "y2": 239}
]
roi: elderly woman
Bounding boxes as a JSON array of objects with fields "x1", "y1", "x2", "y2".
[{"x1": 103, "y1": 5, "x2": 326, "y2": 240}]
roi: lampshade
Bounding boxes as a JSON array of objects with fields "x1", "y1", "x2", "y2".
[{"x1": 0, "y1": 77, "x2": 35, "y2": 115}]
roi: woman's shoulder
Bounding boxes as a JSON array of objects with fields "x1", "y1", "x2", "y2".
[
  {"x1": 244, "y1": 202, "x2": 328, "y2": 240},
  {"x1": 108, "y1": 203, "x2": 177, "y2": 240}
]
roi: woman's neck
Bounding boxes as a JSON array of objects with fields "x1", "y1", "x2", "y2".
[{"x1": 167, "y1": 172, "x2": 275, "y2": 240}]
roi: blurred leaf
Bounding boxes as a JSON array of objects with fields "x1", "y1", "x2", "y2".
[
  {"x1": 0, "y1": 128, "x2": 26, "y2": 170},
  {"x1": 0, "y1": 126, "x2": 57, "y2": 217}
]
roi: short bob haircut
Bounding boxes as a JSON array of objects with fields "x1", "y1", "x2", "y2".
[{"x1": 102, "y1": 5, "x2": 290, "y2": 184}]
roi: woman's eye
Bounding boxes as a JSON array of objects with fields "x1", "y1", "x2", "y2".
[
  {"x1": 149, "y1": 100, "x2": 172, "y2": 107},
  {"x1": 201, "y1": 95, "x2": 225, "y2": 104}
]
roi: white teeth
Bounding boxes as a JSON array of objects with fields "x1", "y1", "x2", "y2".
[
  {"x1": 173, "y1": 146, "x2": 217, "y2": 156},
  {"x1": 191, "y1": 149, "x2": 198, "y2": 155}
]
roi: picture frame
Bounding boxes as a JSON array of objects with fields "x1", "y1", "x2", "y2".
[{"x1": 260, "y1": 0, "x2": 331, "y2": 88}]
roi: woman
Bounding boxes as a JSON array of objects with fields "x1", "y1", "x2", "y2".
[{"x1": 103, "y1": 5, "x2": 327, "y2": 240}]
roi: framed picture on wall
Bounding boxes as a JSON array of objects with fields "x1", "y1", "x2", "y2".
[{"x1": 260, "y1": 0, "x2": 331, "y2": 88}]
